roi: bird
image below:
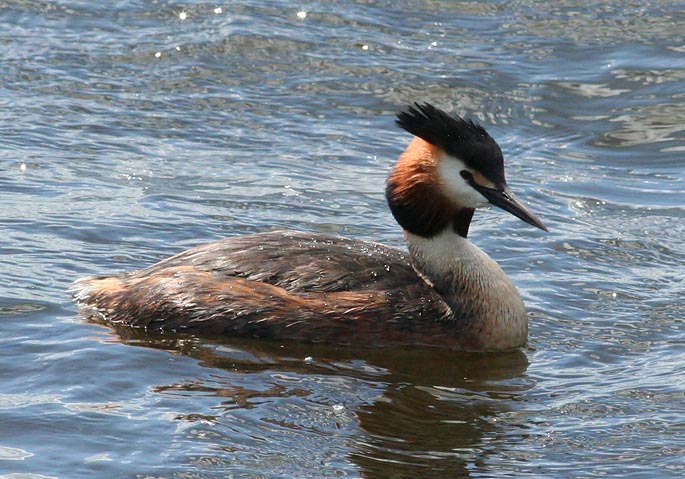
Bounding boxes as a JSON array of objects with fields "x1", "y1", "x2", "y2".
[{"x1": 72, "y1": 103, "x2": 547, "y2": 351}]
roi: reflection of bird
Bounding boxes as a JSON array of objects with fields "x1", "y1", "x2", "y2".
[{"x1": 73, "y1": 103, "x2": 546, "y2": 351}]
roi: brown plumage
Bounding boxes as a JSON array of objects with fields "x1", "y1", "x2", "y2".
[
  {"x1": 386, "y1": 137, "x2": 477, "y2": 238},
  {"x1": 74, "y1": 230, "x2": 476, "y2": 348}
]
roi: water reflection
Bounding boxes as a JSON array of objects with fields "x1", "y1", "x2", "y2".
[
  {"x1": 600, "y1": 102, "x2": 685, "y2": 148},
  {"x1": 101, "y1": 323, "x2": 530, "y2": 478}
]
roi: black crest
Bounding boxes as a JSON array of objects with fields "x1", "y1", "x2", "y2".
[{"x1": 396, "y1": 103, "x2": 506, "y2": 186}]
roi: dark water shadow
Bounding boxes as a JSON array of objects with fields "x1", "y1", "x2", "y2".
[{"x1": 98, "y1": 321, "x2": 530, "y2": 478}]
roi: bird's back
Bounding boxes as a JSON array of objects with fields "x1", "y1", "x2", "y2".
[{"x1": 141, "y1": 230, "x2": 421, "y2": 293}]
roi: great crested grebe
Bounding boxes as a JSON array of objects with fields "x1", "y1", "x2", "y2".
[{"x1": 73, "y1": 103, "x2": 547, "y2": 351}]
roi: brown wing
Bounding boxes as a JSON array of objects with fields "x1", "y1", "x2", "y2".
[
  {"x1": 75, "y1": 265, "x2": 456, "y2": 346},
  {"x1": 73, "y1": 230, "x2": 457, "y2": 345}
]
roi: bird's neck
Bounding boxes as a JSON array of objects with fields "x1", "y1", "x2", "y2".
[{"x1": 404, "y1": 227, "x2": 528, "y2": 351}]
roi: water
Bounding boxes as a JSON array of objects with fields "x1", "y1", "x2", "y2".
[{"x1": 1, "y1": 1, "x2": 684, "y2": 477}]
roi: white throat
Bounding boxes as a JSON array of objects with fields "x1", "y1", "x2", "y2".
[{"x1": 404, "y1": 228, "x2": 487, "y2": 283}]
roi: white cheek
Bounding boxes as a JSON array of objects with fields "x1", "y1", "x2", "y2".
[{"x1": 436, "y1": 156, "x2": 489, "y2": 208}]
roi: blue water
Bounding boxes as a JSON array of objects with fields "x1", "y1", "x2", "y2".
[{"x1": 1, "y1": 1, "x2": 684, "y2": 478}]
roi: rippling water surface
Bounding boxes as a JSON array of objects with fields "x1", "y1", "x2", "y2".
[{"x1": 1, "y1": 1, "x2": 684, "y2": 478}]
